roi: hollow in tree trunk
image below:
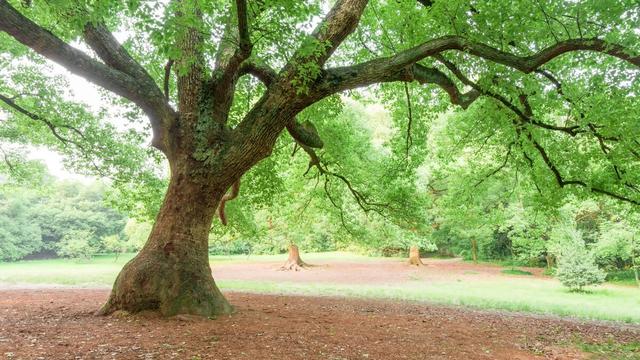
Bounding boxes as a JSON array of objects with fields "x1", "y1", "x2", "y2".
[
  {"x1": 98, "y1": 172, "x2": 234, "y2": 317},
  {"x1": 278, "y1": 244, "x2": 310, "y2": 271},
  {"x1": 408, "y1": 246, "x2": 424, "y2": 266}
]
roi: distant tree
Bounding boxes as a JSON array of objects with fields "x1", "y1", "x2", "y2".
[
  {"x1": 0, "y1": 192, "x2": 42, "y2": 261},
  {"x1": 553, "y1": 227, "x2": 606, "y2": 292},
  {"x1": 596, "y1": 218, "x2": 640, "y2": 287},
  {"x1": 102, "y1": 234, "x2": 127, "y2": 261},
  {"x1": 123, "y1": 219, "x2": 152, "y2": 252},
  {"x1": 32, "y1": 182, "x2": 127, "y2": 253},
  {"x1": 56, "y1": 229, "x2": 97, "y2": 261},
  {"x1": 0, "y1": 177, "x2": 127, "y2": 260}
]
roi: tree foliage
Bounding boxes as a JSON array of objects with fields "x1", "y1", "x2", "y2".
[{"x1": 0, "y1": 176, "x2": 127, "y2": 261}]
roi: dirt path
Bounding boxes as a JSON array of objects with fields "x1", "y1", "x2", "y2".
[
  {"x1": 2, "y1": 289, "x2": 638, "y2": 359},
  {"x1": 210, "y1": 257, "x2": 548, "y2": 285}
]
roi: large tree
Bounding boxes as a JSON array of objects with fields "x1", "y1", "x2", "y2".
[{"x1": 1, "y1": 0, "x2": 638, "y2": 316}]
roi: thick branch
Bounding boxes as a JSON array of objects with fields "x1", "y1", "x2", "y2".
[
  {"x1": 319, "y1": 36, "x2": 638, "y2": 99},
  {"x1": 304, "y1": 0, "x2": 369, "y2": 68},
  {"x1": 236, "y1": 0, "x2": 251, "y2": 54},
  {"x1": 319, "y1": 63, "x2": 480, "y2": 109},
  {"x1": 239, "y1": 61, "x2": 277, "y2": 86},
  {"x1": 216, "y1": 0, "x2": 253, "y2": 91},
  {"x1": 164, "y1": 59, "x2": 174, "y2": 101},
  {"x1": 0, "y1": 2, "x2": 175, "y2": 152},
  {"x1": 83, "y1": 23, "x2": 153, "y2": 82},
  {"x1": 286, "y1": 121, "x2": 324, "y2": 149}
]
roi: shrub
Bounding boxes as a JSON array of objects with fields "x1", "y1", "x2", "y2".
[
  {"x1": 123, "y1": 219, "x2": 152, "y2": 251},
  {"x1": 556, "y1": 244, "x2": 606, "y2": 292},
  {"x1": 101, "y1": 235, "x2": 128, "y2": 260},
  {"x1": 56, "y1": 230, "x2": 97, "y2": 260}
]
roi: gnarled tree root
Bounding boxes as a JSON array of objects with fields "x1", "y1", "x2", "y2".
[{"x1": 97, "y1": 250, "x2": 233, "y2": 317}]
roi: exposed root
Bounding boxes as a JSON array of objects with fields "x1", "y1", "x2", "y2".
[{"x1": 278, "y1": 260, "x2": 311, "y2": 272}]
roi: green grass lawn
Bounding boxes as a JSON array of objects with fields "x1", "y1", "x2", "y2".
[
  {"x1": 218, "y1": 279, "x2": 640, "y2": 324},
  {"x1": 1, "y1": 252, "x2": 640, "y2": 323},
  {"x1": 0, "y1": 252, "x2": 389, "y2": 286},
  {"x1": 500, "y1": 268, "x2": 533, "y2": 276}
]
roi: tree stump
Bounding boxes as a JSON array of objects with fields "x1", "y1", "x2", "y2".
[
  {"x1": 278, "y1": 244, "x2": 310, "y2": 271},
  {"x1": 408, "y1": 246, "x2": 424, "y2": 266}
]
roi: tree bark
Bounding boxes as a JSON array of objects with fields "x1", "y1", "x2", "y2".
[
  {"x1": 98, "y1": 170, "x2": 233, "y2": 317},
  {"x1": 470, "y1": 238, "x2": 478, "y2": 264},
  {"x1": 545, "y1": 254, "x2": 555, "y2": 270},
  {"x1": 408, "y1": 246, "x2": 424, "y2": 266},
  {"x1": 632, "y1": 254, "x2": 640, "y2": 288},
  {"x1": 278, "y1": 244, "x2": 310, "y2": 271}
]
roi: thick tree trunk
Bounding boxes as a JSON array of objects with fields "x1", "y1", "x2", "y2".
[
  {"x1": 99, "y1": 172, "x2": 233, "y2": 317},
  {"x1": 408, "y1": 246, "x2": 424, "y2": 266},
  {"x1": 278, "y1": 244, "x2": 310, "y2": 271}
]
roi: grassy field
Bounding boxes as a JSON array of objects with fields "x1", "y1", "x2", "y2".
[
  {"x1": 1, "y1": 252, "x2": 640, "y2": 324},
  {"x1": 219, "y1": 279, "x2": 640, "y2": 323},
  {"x1": 0, "y1": 252, "x2": 379, "y2": 286}
]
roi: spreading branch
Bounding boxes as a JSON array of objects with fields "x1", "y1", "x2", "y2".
[
  {"x1": 303, "y1": 0, "x2": 369, "y2": 68},
  {"x1": 473, "y1": 143, "x2": 514, "y2": 187},
  {"x1": 319, "y1": 63, "x2": 480, "y2": 109},
  {"x1": 238, "y1": 61, "x2": 277, "y2": 86},
  {"x1": 435, "y1": 55, "x2": 581, "y2": 136},
  {"x1": 216, "y1": 0, "x2": 253, "y2": 86},
  {"x1": 434, "y1": 58, "x2": 640, "y2": 205},
  {"x1": 289, "y1": 129, "x2": 388, "y2": 215},
  {"x1": 0, "y1": 2, "x2": 176, "y2": 152},
  {"x1": 317, "y1": 36, "x2": 638, "y2": 102},
  {"x1": 0, "y1": 93, "x2": 85, "y2": 150}
]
